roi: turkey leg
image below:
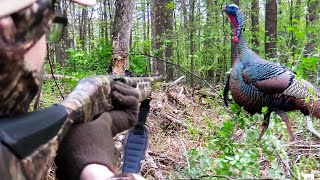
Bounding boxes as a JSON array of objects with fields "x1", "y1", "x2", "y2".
[
  {"x1": 274, "y1": 110, "x2": 295, "y2": 141},
  {"x1": 258, "y1": 111, "x2": 272, "y2": 141}
]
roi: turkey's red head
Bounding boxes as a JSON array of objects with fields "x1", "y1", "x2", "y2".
[{"x1": 224, "y1": 4, "x2": 244, "y2": 44}]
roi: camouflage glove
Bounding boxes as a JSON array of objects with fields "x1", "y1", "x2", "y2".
[{"x1": 55, "y1": 82, "x2": 139, "y2": 180}]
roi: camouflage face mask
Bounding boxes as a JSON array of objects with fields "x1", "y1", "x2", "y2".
[{"x1": 0, "y1": 0, "x2": 55, "y2": 117}]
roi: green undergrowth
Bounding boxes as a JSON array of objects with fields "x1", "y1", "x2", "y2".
[{"x1": 183, "y1": 98, "x2": 320, "y2": 179}]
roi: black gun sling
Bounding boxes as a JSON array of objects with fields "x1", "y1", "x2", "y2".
[{"x1": 121, "y1": 98, "x2": 151, "y2": 173}]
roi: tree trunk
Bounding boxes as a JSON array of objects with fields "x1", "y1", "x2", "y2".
[
  {"x1": 80, "y1": 8, "x2": 88, "y2": 50},
  {"x1": 146, "y1": 0, "x2": 151, "y2": 73},
  {"x1": 146, "y1": 0, "x2": 150, "y2": 40},
  {"x1": 111, "y1": 0, "x2": 135, "y2": 75},
  {"x1": 265, "y1": 0, "x2": 277, "y2": 59},
  {"x1": 182, "y1": 0, "x2": 188, "y2": 32},
  {"x1": 107, "y1": 0, "x2": 114, "y2": 41},
  {"x1": 142, "y1": 0, "x2": 147, "y2": 42},
  {"x1": 165, "y1": 0, "x2": 174, "y2": 81},
  {"x1": 251, "y1": 0, "x2": 259, "y2": 53},
  {"x1": 54, "y1": 1, "x2": 63, "y2": 65},
  {"x1": 103, "y1": 0, "x2": 109, "y2": 41},
  {"x1": 88, "y1": 8, "x2": 94, "y2": 50},
  {"x1": 151, "y1": 0, "x2": 166, "y2": 75},
  {"x1": 189, "y1": 0, "x2": 195, "y2": 87},
  {"x1": 304, "y1": 0, "x2": 319, "y2": 56},
  {"x1": 70, "y1": 3, "x2": 77, "y2": 49},
  {"x1": 291, "y1": 0, "x2": 301, "y2": 58},
  {"x1": 204, "y1": 0, "x2": 214, "y2": 81}
]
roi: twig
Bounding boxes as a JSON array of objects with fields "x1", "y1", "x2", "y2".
[
  {"x1": 176, "y1": 133, "x2": 190, "y2": 172},
  {"x1": 165, "y1": 76, "x2": 186, "y2": 92},
  {"x1": 161, "y1": 113, "x2": 188, "y2": 129},
  {"x1": 148, "y1": 151, "x2": 184, "y2": 166},
  {"x1": 196, "y1": 175, "x2": 233, "y2": 180},
  {"x1": 306, "y1": 116, "x2": 320, "y2": 139},
  {"x1": 285, "y1": 144, "x2": 320, "y2": 148},
  {"x1": 144, "y1": 153, "x2": 165, "y2": 179},
  {"x1": 43, "y1": 74, "x2": 79, "y2": 81},
  {"x1": 131, "y1": 54, "x2": 221, "y2": 97},
  {"x1": 48, "y1": 58, "x2": 65, "y2": 100},
  {"x1": 271, "y1": 141, "x2": 298, "y2": 179},
  {"x1": 169, "y1": 76, "x2": 186, "y2": 88},
  {"x1": 178, "y1": 87, "x2": 184, "y2": 97},
  {"x1": 131, "y1": 53, "x2": 233, "y2": 114}
]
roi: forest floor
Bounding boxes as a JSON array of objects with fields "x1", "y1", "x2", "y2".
[
  {"x1": 140, "y1": 83, "x2": 320, "y2": 179},
  {"x1": 141, "y1": 84, "x2": 226, "y2": 179},
  {"x1": 42, "y1": 78, "x2": 320, "y2": 180}
]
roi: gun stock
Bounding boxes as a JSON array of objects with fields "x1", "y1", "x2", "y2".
[{"x1": 0, "y1": 75, "x2": 162, "y2": 180}]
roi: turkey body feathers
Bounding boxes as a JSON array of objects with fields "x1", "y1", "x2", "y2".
[
  {"x1": 224, "y1": 3, "x2": 320, "y2": 140},
  {"x1": 229, "y1": 38, "x2": 320, "y2": 117}
]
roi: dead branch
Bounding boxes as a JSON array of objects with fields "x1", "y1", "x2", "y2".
[
  {"x1": 272, "y1": 141, "x2": 298, "y2": 179},
  {"x1": 131, "y1": 54, "x2": 225, "y2": 99},
  {"x1": 48, "y1": 58, "x2": 64, "y2": 100},
  {"x1": 143, "y1": 153, "x2": 165, "y2": 180},
  {"x1": 161, "y1": 113, "x2": 188, "y2": 130},
  {"x1": 148, "y1": 151, "x2": 184, "y2": 167},
  {"x1": 285, "y1": 144, "x2": 320, "y2": 148},
  {"x1": 178, "y1": 87, "x2": 184, "y2": 97},
  {"x1": 166, "y1": 76, "x2": 186, "y2": 91},
  {"x1": 166, "y1": 92, "x2": 187, "y2": 108},
  {"x1": 43, "y1": 74, "x2": 79, "y2": 81}
]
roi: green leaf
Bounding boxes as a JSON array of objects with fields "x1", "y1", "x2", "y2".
[
  {"x1": 225, "y1": 156, "x2": 234, "y2": 161},
  {"x1": 230, "y1": 160, "x2": 237, "y2": 165}
]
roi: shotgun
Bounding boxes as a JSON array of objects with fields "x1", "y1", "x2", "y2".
[{"x1": 0, "y1": 74, "x2": 162, "y2": 180}]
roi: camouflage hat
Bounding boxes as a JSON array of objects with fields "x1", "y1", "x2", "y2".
[{"x1": 0, "y1": 0, "x2": 96, "y2": 18}]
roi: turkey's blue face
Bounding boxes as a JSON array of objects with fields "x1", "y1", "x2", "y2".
[
  {"x1": 224, "y1": 4, "x2": 244, "y2": 44},
  {"x1": 225, "y1": 4, "x2": 239, "y2": 15},
  {"x1": 225, "y1": 4, "x2": 238, "y2": 28}
]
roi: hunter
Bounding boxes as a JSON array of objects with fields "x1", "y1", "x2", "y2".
[{"x1": 0, "y1": 0, "x2": 145, "y2": 179}]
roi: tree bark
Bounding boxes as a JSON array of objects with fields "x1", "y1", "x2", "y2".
[
  {"x1": 165, "y1": 0, "x2": 174, "y2": 81},
  {"x1": 70, "y1": 3, "x2": 77, "y2": 49},
  {"x1": 54, "y1": 2, "x2": 63, "y2": 65},
  {"x1": 265, "y1": 0, "x2": 277, "y2": 59},
  {"x1": 251, "y1": 0, "x2": 259, "y2": 53},
  {"x1": 189, "y1": 0, "x2": 195, "y2": 87},
  {"x1": 151, "y1": 0, "x2": 166, "y2": 75},
  {"x1": 182, "y1": 0, "x2": 188, "y2": 32},
  {"x1": 204, "y1": 0, "x2": 214, "y2": 81},
  {"x1": 291, "y1": 0, "x2": 301, "y2": 57},
  {"x1": 80, "y1": 8, "x2": 88, "y2": 50},
  {"x1": 107, "y1": 0, "x2": 115, "y2": 41},
  {"x1": 111, "y1": 0, "x2": 135, "y2": 75},
  {"x1": 304, "y1": 0, "x2": 319, "y2": 56},
  {"x1": 142, "y1": 0, "x2": 147, "y2": 42}
]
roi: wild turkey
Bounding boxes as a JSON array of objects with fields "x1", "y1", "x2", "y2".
[{"x1": 223, "y1": 4, "x2": 320, "y2": 140}]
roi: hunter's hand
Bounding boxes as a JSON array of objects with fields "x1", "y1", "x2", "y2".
[
  {"x1": 109, "y1": 81, "x2": 139, "y2": 136},
  {"x1": 55, "y1": 81, "x2": 139, "y2": 180}
]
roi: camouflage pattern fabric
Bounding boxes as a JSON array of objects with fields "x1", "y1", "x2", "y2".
[{"x1": 0, "y1": 0, "x2": 55, "y2": 116}]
